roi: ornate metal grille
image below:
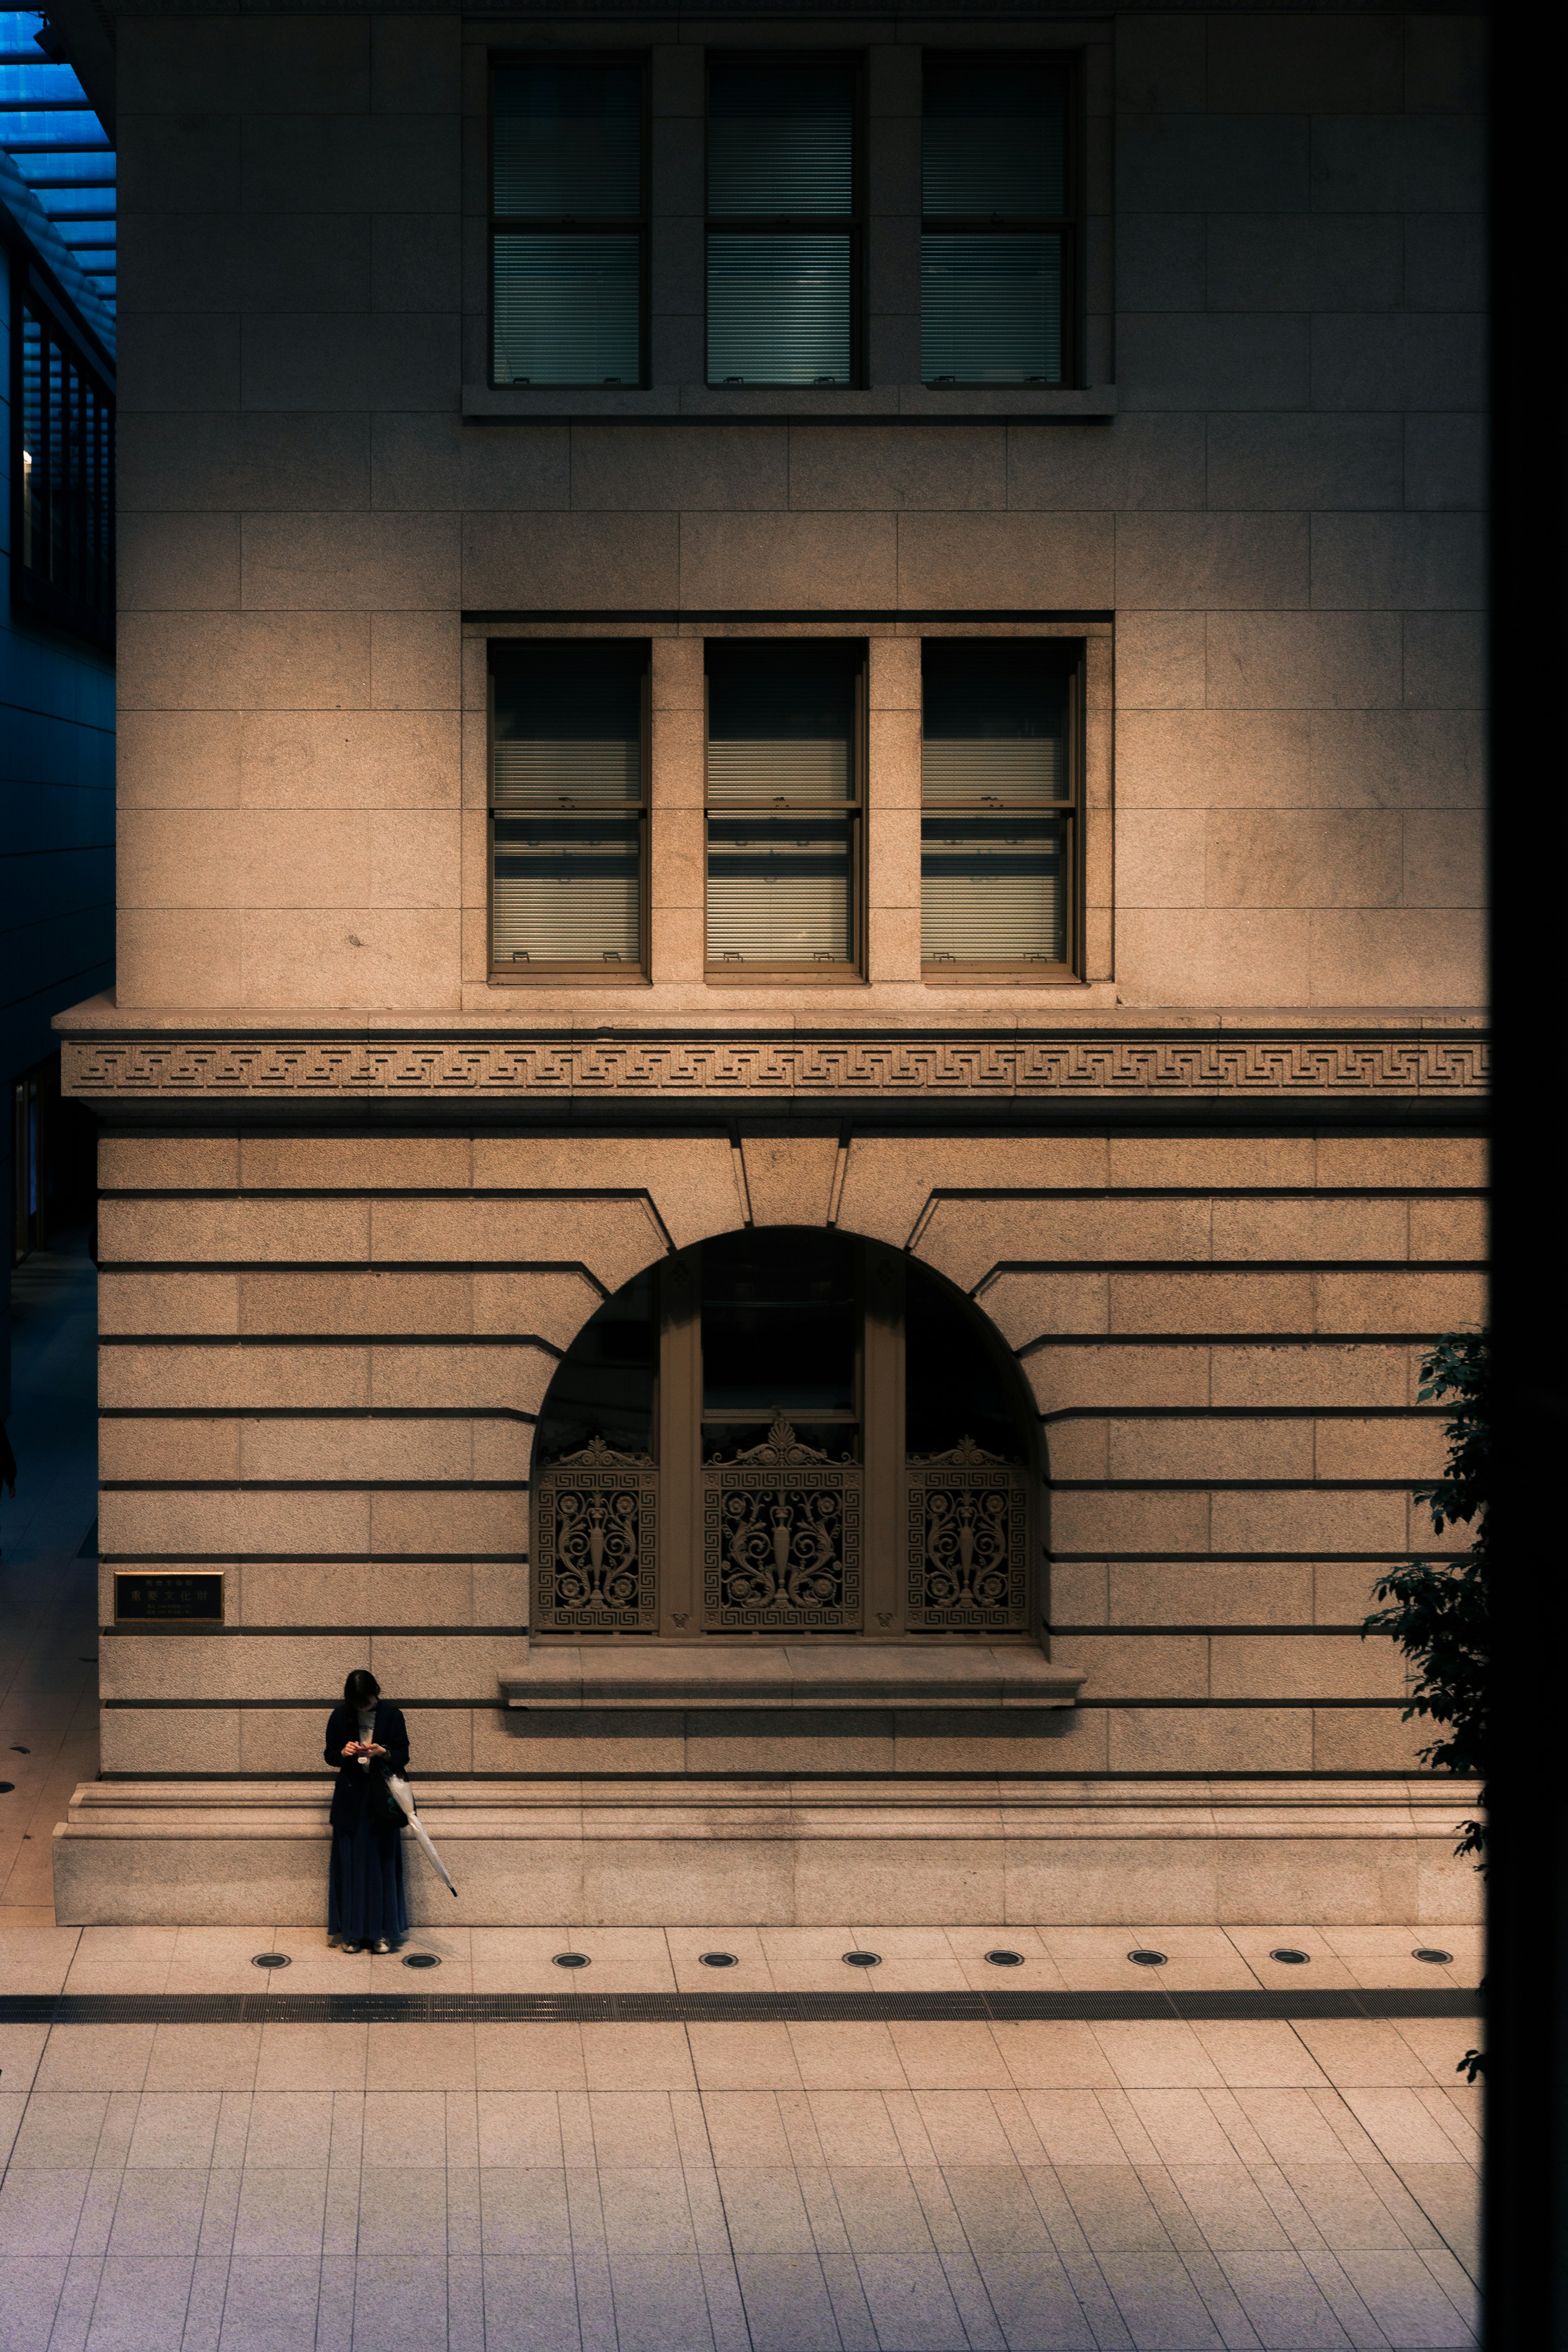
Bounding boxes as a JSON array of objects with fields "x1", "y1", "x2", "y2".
[
  {"x1": 702, "y1": 1421, "x2": 862, "y2": 1632},
  {"x1": 535, "y1": 1435, "x2": 658, "y2": 1632},
  {"x1": 907, "y1": 1437, "x2": 1029, "y2": 1631}
]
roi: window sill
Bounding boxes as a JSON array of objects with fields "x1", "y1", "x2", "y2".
[
  {"x1": 502, "y1": 1641, "x2": 1082, "y2": 1710},
  {"x1": 922, "y1": 969, "x2": 1080, "y2": 986},
  {"x1": 705, "y1": 967, "x2": 864, "y2": 985},
  {"x1": 463, "y1": 383, "x2": 1118, "y2": 425},
  {"x1": 489, "y1": 970, "x2": 651, "y2": 987}
]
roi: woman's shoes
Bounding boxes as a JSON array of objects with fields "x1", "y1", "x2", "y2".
[
  {"x1": 340, "y1": 1941, "x2": 363, "y2": 1954},
  {"x1": 371, "y1": 1938, "x2": 393, "y2": 1956}
]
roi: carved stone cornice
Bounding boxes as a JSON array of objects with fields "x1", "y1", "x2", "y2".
[{"x1": 59, "y1": 1024, "x2": 1489, "y2": 1102}]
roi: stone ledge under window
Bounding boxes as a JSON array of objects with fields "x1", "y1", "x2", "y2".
[
  {"x1": 462, "y1": 383, "x2": 1118, "y2": 424},
  {"x1": 501, "y1": 1642, "x2": 1084, "y2": 1711}
]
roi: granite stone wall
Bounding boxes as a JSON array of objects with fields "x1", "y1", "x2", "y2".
[
  {"x1": 93, "y1": 1121, "x2": 1482, "y2": 1782},
  {"x1": 110, "y1": 4, "x2": 1485, "y2": 1016},
  {"x1": 63, "y1": 2, "x2": 1489, "y2": 1919}
]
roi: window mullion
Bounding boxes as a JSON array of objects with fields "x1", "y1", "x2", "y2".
[{"x1": 860, "y1": 1244, "x2": 906, "y2": 1637}]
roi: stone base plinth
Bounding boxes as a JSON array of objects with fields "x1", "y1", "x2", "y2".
[{"x1": 53, "y1": 1778, "x2": 1484, "y2": 1928}]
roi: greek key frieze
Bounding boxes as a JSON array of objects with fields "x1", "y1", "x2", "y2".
[{"x1": 62, "y1": 1028, "x2": 1488, "y2": 1101}]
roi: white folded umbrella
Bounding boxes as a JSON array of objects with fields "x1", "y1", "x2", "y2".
[{"x1": 385, "y1": 1773, "x2": 458, "y2": 1897}]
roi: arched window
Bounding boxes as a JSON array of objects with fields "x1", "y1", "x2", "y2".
[{"x1": 532, "y1": 1231, "x2": 1037, "y2": 1641}]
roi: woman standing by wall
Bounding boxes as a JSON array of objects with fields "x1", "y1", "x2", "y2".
[{"x1": 323, "y1": 1669, "x2": 409, "y2": 1954}]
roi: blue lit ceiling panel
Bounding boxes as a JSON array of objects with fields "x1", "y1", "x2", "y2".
[{"x1": 0, "y1": 9, "x2": 114, "y2": 355}]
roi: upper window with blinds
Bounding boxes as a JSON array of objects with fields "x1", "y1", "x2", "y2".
[
  {"x1": 921, "y1": 58, "x2": 1073, "y2": 388},
  {"x1": 706, "y1": 58, "x2": 860, "y2": 388},
  {"x1": 922, "y1": 640, "x2": 1077, "y2": 976},
  {"x1": 706, "y1": 641, "x2": 863, "y2": 973},
  {"x1": 491, "y1": 60, "x2": 646, "y2": 388},
  {"x1": 490, "y1": 642, "x2": 647, "y2": 976}
]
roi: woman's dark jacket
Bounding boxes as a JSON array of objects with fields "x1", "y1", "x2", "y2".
[{"x1": 324, "y1": 1702, "x2": 410, "y2": 1833}]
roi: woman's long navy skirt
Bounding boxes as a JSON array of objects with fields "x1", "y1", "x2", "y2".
[{"x1": 328, "y1": 1818, "x2": 408, "y2": 1946}]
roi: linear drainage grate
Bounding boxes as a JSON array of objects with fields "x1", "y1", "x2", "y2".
[{"x1": 0, "y1": 1986, "x2": 1482, "y2": 2027}]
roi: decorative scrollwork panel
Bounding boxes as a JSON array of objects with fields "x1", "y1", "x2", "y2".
[
  {"x1": 536, "y1": 1436, "x2": 658, "y2": 1633},
  {"x1": 702, "y1": 1421, "x2": 862, "y2": 1633},
  {"x1": 907, "y1": 1438, "x2": 1029, "y2": 1632}
]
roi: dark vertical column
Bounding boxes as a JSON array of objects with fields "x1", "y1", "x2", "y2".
[
  {"x1": 1486, "y1": 2, "x2": 1568, "y2": 2339},
  {"x1": 657, "y1": 1252, "x2": 702, "y2": 1635}
]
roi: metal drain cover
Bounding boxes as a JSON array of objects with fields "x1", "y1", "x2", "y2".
[
  {"x1": 699, "y1": 1952, "x2": 738, "y2": 1968},
  {"x1": 552, "y1": 1952, "x2": 591, "y2": 1969},
  {"x1": 403, "y1": 1952, "x2": 440, "y2": 1970},
  {"x1": 985, "y1": 1950, "x2": 1025, "y2": 1967},
  {"x1": 843, "y1": 1951, "x2": 881, "y2": 1968},
  {"x1": 1127, "y1": 1949, "x2": 1167, "y2": 1967},
  {"x1": 1270, "y1": 1949, "x2": 1311, "y2": 1964},
  {"x1": 251, "y1": 1953, "x2": 290, "y2": 1969},
  {"x1": 1412, "y1": 1948, "x2": 1453, "y2": 1964}
]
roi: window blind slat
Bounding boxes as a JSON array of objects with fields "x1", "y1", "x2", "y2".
[
  {"x1": 706, "y1": 740, "x2": 850, "y2": 802},
  {"x1": 707, "y1": 821, "x2": 854, "y2": 962},
  {"x1": 494, "y1": 819, "x2": 641, "y2": 965},
  {"x1": 922, "y1": 62, "x2": 1065, "y2": 217},
  {"x1": 705, "y1": 643, "x2": 859, "y2": 964},
  {"x1": 920, "y1": 817, "x2": 1067, "y2": 964},
  {"x1": 494, "y1": 742, "x2": 642, "y2": 805},
  {"x1": 492, "y1": 644, "x2": 644, "y2": 968},
  {"x1": 922, "y1": 738, "x2": 1066, "y2": 806},
  {"x1": 493, "y1": 233, "x2": 641, "y2": 387},
  {"x1": 920, "y1": 234, "x2": 1062, "y2": 386},
  {"x1": 707, "y1": 63, "x2": 854, "y2": 215},
  {"x1": 493, "y1": 63, "x2": 642, "y2": 218},
  {"x1": 921, "y1": 643, "x2": 1071, "y2": 965},
  {"x1": 706, "y1": 236, "x2": 851, "y2": 385}
]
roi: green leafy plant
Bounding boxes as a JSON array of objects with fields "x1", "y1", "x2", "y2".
[{"x1": 1362, "y1": 1331, "x2": 1488, "y2": 2082}]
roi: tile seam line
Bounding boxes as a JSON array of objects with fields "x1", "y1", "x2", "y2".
[{"x1": 0, "y1": 1991, "x2": 1483, "y2": 2025}]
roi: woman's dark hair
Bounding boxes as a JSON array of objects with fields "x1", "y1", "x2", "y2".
[{"x1": 344, "y1": 1670, "x2": 381, "y2": 1708}]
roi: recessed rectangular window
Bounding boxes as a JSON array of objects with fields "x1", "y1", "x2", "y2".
[
  {"x1": 706, "y1": 58, "x2": 859, "y2": 386},
  {"x1": 13, "y1": 298, "x2": 114, "y2": 646},
  {"x1": 490, "y1": 642, "x2": 647, "y2": 975},
  {"x1": 921, "y1": 640, "x2": 1077, "y2": 973},
  {"x1": 706, "y1": 641, "x2": 862, "y2": 971},
  {"x1": 491, "y1": 60, "x2": 646, "y2": 387},
  {"x1": 921, "y1": 58, "x2": 1073, "y2": 387}
]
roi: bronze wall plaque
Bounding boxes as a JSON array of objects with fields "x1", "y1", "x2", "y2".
[{"x1": 114, "y1": 1572, "x2": 225, "y2": 1624}]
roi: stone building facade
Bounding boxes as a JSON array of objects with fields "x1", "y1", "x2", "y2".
[{"x1": 51, "y1": 0, "x2": 1486, "y2": 1927}]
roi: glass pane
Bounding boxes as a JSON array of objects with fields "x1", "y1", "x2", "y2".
[
  {"x1": 708, "y1": 738, "x2": 848, "y2": 801},
  {"x1": 47, "y1": 340, "x2": 66, "y2": 584},
  {"x1": 707, "y1": 817, "x2": 853, "y2": 963},
  {"x1": 702, "y1": 1229, "x2": 857, "y2": 1417},
  {"x1": 708, "y1": 61, "x2": 854, "y2": 216},
  {"x1": 20, "y1": 309, "x2": 42, "y2": 574},
  {"x1": 922, "y1": 639, "x2": 1070, "y2": 806},
  {"x1": 537, "y1": 1270, "x2": 654, "y2": 1462},
  {"x1": 706, "y1": 640, "x2": 857, "y2": 798},
  {"x1": 494, "y1": 232, "x2": 641, "y2": 386},
  {"x1": 921, "y1": 233, "x2": 1062, "y2": 384},
  {"x1": 922, "y1": 60, "x2": 1065, "y2": 216},
  {"x1": 921, "y1": 814, "x2": 1067, "y2": 964},
  {"x1": 493, "y1": 63, "x2": 642, "y2": 218},
  {"x1": 707, "y1": 234, "x2": 851, "y2": 385},
  {"x1": 493, "y1": 641, "x2": 643, "y2": 804},
  {"x1": 493, "y1": 815, "x2": 641, "y2": 965},
  {"x1": 905, "y1": 1258, "x2": 1020, "y2": 1460}
]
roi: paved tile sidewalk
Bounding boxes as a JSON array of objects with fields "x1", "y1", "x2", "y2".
[
  {"x1": 0, "y1": 1933, "x2": 1481, "y2": 2352},
  {"x1": 0, "y1": 1243, "x2": 1483, "y2": 2346}
]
